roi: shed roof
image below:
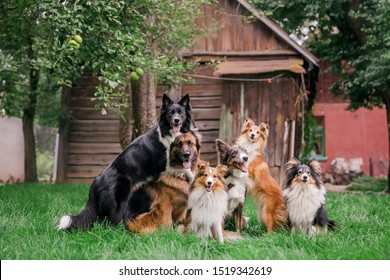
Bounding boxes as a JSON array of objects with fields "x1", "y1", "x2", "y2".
[{"x1": 236, "y1": 0, "x2": 319, "y2": 67}]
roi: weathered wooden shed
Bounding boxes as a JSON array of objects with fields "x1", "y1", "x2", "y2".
[
  {"x1": 158, "y1": 0, "x2": 319, "y2": 184},
  {"x1": 57, "y1": 0, "x2": 319, "y2": 185}
]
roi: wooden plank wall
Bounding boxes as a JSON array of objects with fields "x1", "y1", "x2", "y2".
[
  {"x1": 220, "y1": 75, "x2": 301, "y2": 186},
  {"x1": 156, "y1": 66, "x2": 222, "y2": 165},
  {"x1": 61, "y1": 75, "x2": 121, "y2": 184},
  {"x1": 191, "y1": 0, "x2": 291, "y2": 53}
]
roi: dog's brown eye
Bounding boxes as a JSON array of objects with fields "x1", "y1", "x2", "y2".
[
  {"x1": 187, "y1": 141, "x2": 193, "y2": 147},
  {"x1": 204, "y1": 174, "x2": 207, "y2": 177},
  {"x1": 176, "y1": 142, "x2": 182, "y2": 147},
  {"x1": 257, "y1": 131, "x2": 260, "y2": 134},
  {"x1": 249, "y1": 129, "x2": 252, "y2": 132}
]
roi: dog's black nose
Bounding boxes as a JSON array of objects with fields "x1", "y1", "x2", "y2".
[
  {"x1": 303, "y1": 175, "x2": 308, "y2": 180},
  {"x1": 207, "y1": 180, "x2": 212, "y2": 186},
  {"x1": 174, "y1": 118, "x2": 180, "y2": 124},
  {"x1": 243, "y1": 156, "x2": 248, "y2": 162},
  {"x1": 182, "y1": 151, "x2": 191, "y2": 159},
  {"x1": 250, "y1": 134, "x2": 255, "y2": 138}
]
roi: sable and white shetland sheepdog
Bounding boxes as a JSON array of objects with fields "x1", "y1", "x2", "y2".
[
  {"x1": 187, "y1": 161, "x2": 228, "y2": 243},
  {"x1": 284, "y1": 158, "x2": 336, "y2": 235},
  {"x1": 215, "y1": 139, "x2": 250, "y2": 233},
  {"x1": 58, "y1": 94, "x2": 195, "y2": 231},
  {"x1": 126, "y1": 131, "x2": 200, "y2": 234},
  {"x1": 237, "y1": 118, "x2": 287, "y2": 233}
]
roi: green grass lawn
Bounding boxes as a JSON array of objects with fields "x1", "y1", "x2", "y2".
[{"x1": 0, "y1": 183, "x2": 389, "y2": 260}]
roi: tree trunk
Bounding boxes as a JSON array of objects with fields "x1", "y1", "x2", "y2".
[
  {"x1": 119, "y1": 79, "x2": 133, "y2": 149},
  {"x1": 23, "y1": 34, "x2": 39, "y2": 182},
  {"x1": 23, "y1": 69, "x2": 39, "y2": 182},
  {"x1": 131, "y1": 72, "x2": 157, "y2": 139},
  {"x1": 384, "y1": 94, "x2": 390, "y2": 194}
]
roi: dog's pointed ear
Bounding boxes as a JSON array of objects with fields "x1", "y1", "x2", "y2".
[
  {"x1": 162, "y1": 94, "x2": 173, "y2": 109},
  {"x1": 216, "y1": 139, "x2": 230, "y2": 165},
  {"x1": 216, "y1": 139, "x2": 229, "y2": 155},
  {"x1": 308, "y1": 159, "x2": 322, "y2": 177},
  {"x1": 178, "y1": 94, "x2": 191, "y2": 110},
  {"x1": 285, "y1": 157, "x2": 301, "y2": 175}
]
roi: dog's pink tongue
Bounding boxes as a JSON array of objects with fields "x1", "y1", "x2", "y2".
[
  {"x1": 241, "y1": 163, "x2": 248, "y2": 173},
  {"x1": 173, "y1": 125, "x2": 181, "y2": 133},
  {"x1": 183, "y1": 161, "x2": 191, "y2": 169}
]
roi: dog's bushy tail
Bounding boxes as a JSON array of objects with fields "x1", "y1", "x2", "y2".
[
  {"x1": 58, "y1": 201, "x2": 98, "y2": 231},
  {"x1": 328, "y1": 220, "x2": 337, "y2": 231}
]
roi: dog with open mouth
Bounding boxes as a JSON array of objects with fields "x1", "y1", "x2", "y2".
[
  {"x1": 126, "y1": 131, "x2": 200, "y2": 234},
  {"x1": 186, "y1": 161, "x2": 228, "y2": 243},
  {"x1": 58, "y1": 94, "x2": 195, "y2": 231},
  {"x1": 216, "y1": 139, "x2": 251, "y2": 233}
]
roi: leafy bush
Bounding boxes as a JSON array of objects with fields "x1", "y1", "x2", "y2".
[{"x1": 36, "y1": 150, "x2": 54, "y2": 182}]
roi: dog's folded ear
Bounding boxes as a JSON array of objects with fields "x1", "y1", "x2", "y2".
[
  {"x1": 197, "y1": 161, "x2": 210, "y2": 172},
  {"x1": 241, "y1": 118, "x2": 255, "y2": 133},
  {"x1": 260, "y1": 122, "x2": 270, "y2": 132},
  {"x1": 190, "y1": 129, "x2": 202, "y2": 149},
  {"x1": 285, "y1": 157, "x2": 301, "y2": 174},
  {"x1": 216, "y1": 165, "x2": 229, "y2": 178},
  {"x1": 308, "y1": 159, "x2": 322, "y2": 177}
]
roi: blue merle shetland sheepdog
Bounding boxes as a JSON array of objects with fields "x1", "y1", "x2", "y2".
[
  {"x1": 283, "y1": 158, "x2": 336, "y2": 235},
  {"x1": 58, "y1": 94, "x2": 195, "y2": 231}
]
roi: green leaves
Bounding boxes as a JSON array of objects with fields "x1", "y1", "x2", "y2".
[
  {"x1": 1, "y1": 0, "x2": 215, "y2": 119},
  {"x1": 254, "y1": 0, "x2": 390, "y2": 110}
]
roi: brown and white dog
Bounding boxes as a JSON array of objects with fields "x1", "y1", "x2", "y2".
[
  {"x1": 237, "y1": 118, "x2": 287, "y2": 233},
  {"x1": 216, "y1": 139, "x2": 250, "y2": 233},
  {"x1": 186, "y1": 161, "x2": 228, "y2": 243},
  {"x1": 126, "y1": 131, "x2": 200, "y2": 234}
]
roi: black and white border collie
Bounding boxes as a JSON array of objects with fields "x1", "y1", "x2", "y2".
[
  {"x1": 283, "y1": 158, "x2": 336, "y2": 235},
  {"x1": 59, "y1": 94, "x2": 194, "y2": 230}
]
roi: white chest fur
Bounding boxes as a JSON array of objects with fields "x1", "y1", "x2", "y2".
[
  {"x1": 157, "y1": 126, "x2": 182, "y2": 167},
  {"x1": 236, "y1": 138, "x2": 260, "y2": 162},
  {"x1": 188, "y1": 187, "x2": 228, "y2": 240},
  {"x1": 284, "y1": 183, "x2": 326, "y2": 229},
  {"x1": 225, "y1": 170, "x2": 253, "y2": 215}
]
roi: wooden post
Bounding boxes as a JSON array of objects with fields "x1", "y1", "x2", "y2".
[
  {"x1": 56, "y1": 86, "x2": 71, "y2": 183},
  {"x1": 279, "y1": 119, "x2": 290, "y2": 187}
]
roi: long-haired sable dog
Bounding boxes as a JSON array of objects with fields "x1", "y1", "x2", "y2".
[
  {"x1": 58, "y1": 94, "x2": 194, "y2": 231},
  {"x1": 237, "y1": 118, "x2": 287, "y2": 233},
  {"x1": 126, "y1": 131, "x2": 200, "y2": 234},
  {"x1": 215, "y1": 139, "x2": 250, "y2": 233},
  {"x1": 284, "y1": 158, "x2": 336, "y2": 234},
  {"x1": 187, "y1": 161, "x2": 228, "y2": 243}
]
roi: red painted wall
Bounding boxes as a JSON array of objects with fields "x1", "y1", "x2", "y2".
[{"x1": 313, "y1": 103, "x2": 388, "y2": 177}]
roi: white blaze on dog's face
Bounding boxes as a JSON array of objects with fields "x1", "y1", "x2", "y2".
[{"x1": 205, "y1": 168, "x2": 215, "y2": 192}]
